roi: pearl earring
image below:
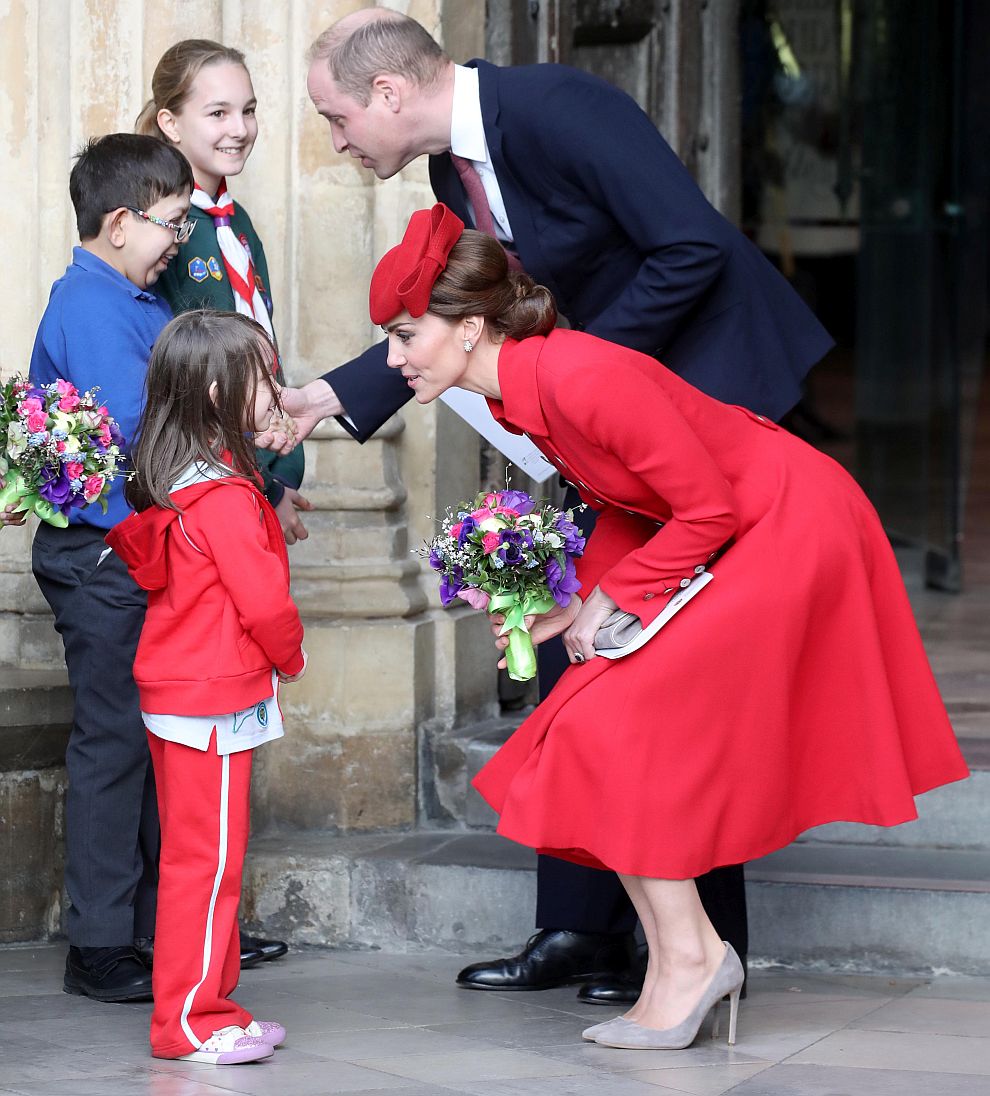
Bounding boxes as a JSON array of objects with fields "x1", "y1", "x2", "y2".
[{"x1": 463, "y1": 340, "x2": 474, "y2": 352}]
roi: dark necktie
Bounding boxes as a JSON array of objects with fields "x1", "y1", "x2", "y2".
[{"x1": 450, "y1": 153, "x2": 524, "y2": 272}]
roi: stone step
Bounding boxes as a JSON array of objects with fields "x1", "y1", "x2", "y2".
[
  {"x1": 0, "y1": 667, "x2": 71, "y2": 944},
  {"x1": 420, "y1": 712, "x2": 527, "y2": 827},
  {"x1": 242, "y1": 829, "x2": 990, "y2": 975},
  {"x1": 0, "y1": 668, "x2": 72, "y2": 771}
]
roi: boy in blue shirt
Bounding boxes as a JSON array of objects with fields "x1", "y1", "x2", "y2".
[{"x1": 29, "y1": 134, "x2": 193, "y2": 1002}]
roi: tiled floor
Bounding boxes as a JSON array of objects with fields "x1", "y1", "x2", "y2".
[{"x1": 1, "y1": 946, "x2": 988, "y2": 1095}]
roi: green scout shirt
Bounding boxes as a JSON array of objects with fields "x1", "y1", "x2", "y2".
[{"x1": 156, "y1": 202, "x2": 305, "y2": 504}]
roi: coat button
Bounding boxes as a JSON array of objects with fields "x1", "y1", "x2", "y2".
[
  {"x1": 679, "y1": 577, "x2": 691, "y2": 588},
  {"x1": 694, "y1": 565, "x2": 706, "y2": 574},
  {"x1": 643, "y1": 592, "x2": 655, "y2": 601}
]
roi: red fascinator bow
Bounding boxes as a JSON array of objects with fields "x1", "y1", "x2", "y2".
[{"x1": 369, "y1": 203, "x2": 465, "y2": 325}]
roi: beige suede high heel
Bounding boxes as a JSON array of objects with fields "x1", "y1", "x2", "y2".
[{"x1": 595, "y1": 942, "x2": 744, "y2": 1050}]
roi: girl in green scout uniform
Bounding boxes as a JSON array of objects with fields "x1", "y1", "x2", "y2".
[{"x1": 137, "y1": 39, "x2": 311, "y2": 545}]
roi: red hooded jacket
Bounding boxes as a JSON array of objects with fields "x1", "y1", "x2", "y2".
[{"x1": 107, "y1": 476, "x2": 305, "y2": 716}]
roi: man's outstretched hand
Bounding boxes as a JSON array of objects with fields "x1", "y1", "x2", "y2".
[{"x1": 257, "y1": 379, "x2": 344, "y2": 455}]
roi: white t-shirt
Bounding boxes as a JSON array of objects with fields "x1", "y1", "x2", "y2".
[
  {"x1": 143, "y1": 671, "x2": 285, "y2": 756},
  {"x1": 140, "y1": 461, "x2": 285, "y2": 755}
]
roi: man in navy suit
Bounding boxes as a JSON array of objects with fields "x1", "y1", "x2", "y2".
[{"x1": 280, "y1": 7, "x2": 832, "y2": 1002}]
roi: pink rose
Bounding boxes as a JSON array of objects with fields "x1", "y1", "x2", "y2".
[
  {"x1": 27, "y1": 410, "x2": 48, "y2": 433},
  {"x1": 98, "y1": 423, "x2": 113, "y2": 446},
  {"x1": 56, "y1": 441, "x2": 66, "y2": 453},
  {"x1": 456, "y1": 587, "x2": 491, "y2": 610},
  {"x1": 450, "y1": 522, "x2": 463, "y2": 539},
  {"x1": 58, "y1": 393, "x2": 81, "y2": 412},
  {"x1": 83, "y1": 474, "x2": 105, "y2": 502},
  {"x1": 472, "y1": 507, "x2": 495, "y2": 523},
  {"x1": 65, "y1": 461, "x2": 84, "y2": 481},
  {"x1": 494, "y1": 506, "x2": 519, "y2": 518},
  {"x1": 19, "y1": 396, "x2": 43, "y2": 415},
  {"x1": 98, "y1": 405, "x2": 109, "y2": 417},
  {"x1": 55, "y1": 379, "x2": 77, "y2": 397},
  {"x1": 481, "y1": 531, "x2": 501, "y2": 554}
]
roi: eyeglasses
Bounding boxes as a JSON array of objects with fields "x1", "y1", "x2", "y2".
[{"x1": 126, "y1": 206, "x2": 196, "y2": 244}]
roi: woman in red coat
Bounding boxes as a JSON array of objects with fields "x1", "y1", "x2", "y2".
[{"x1": 369, "y1": 205, "x2": 970, "y2": 1050}]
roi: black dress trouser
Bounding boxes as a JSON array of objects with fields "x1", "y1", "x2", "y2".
[
  {"x1": 32, "y1": 522, "x2": 159, "y2": 946},
  {"x1": 532, "y1": 493, "x2": 749, "y2": 959}
]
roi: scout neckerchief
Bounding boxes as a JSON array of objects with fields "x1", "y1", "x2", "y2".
[{"x1": 190, "y1": 180, "x2": 275, "y2": 339}]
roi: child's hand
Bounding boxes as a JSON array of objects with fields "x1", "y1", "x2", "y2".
[
  {"x1": 275, "y1": 487, "x2": 314, "y2": 545},
  {"x1": 1, "y1": 502, "x2": 28, "y2": 528},
  {"x1": 278, "y1": 649, "x2": 307, "y2": 684}
]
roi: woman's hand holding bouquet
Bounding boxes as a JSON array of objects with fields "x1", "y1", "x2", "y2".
[{"x1": 424, "y1": 488, "x2": 586, "y2": 681}]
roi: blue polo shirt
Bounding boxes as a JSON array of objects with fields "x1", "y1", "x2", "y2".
[{"x1": 29, "y1": 248, "x2": 173, "y2": 529}]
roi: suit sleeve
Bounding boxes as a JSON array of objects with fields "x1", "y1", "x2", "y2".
[
  {"x1": 535, "y1": 74, "x2": 730, "y2": 354},
  {"x1": 320, "y1": 337, "x2": 413, "y2": 443},
  {"x1": 558, "y1": 366, "x2": 739, "y2": 626},
  {"x1": 186, "y1": 488, "x2": 305, "y2": 676}
]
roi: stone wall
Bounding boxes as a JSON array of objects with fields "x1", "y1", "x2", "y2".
[{"x1": 0, "y1": 0, "x2": 497, "y2": 876}]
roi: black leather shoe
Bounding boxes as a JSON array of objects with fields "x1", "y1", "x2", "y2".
[
  {"x1": 578, "y1": 952, "x2": 749, "y2": 1004},
  {"x1": 456, "y1": 929, "x2": 636, "y2": 991},
  {"x1": 133, "y1": 936, "x2": 154, "y2": 970},
  {"x1": 63, "y1": 946, "x2": 154, "y2": 1003},
  {"x1": 240, "y1": 932, "x2": 287, "y2": 966},
  {"x1": 578, "y1": 968, "x2": 644, "y2": 1004}
]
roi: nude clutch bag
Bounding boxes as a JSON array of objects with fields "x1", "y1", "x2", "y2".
[{"x1": 593, "y1": 570, "x2": 714, "y2": 659}]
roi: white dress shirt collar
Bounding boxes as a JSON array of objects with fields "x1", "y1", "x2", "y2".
[{"x1": 450, "y1": 64, "x2": 490, "y2": 164}]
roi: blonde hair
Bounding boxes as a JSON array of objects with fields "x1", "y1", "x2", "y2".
[
  {"x1": 136, "y1": 39, "x2": 249, "y2": 140},
  {"x1": 308, "y1": 12, "x2": 448, "y2": 106}
]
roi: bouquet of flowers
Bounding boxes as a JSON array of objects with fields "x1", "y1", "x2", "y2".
[
  {"x1": 0, "y1": 376, "x2": 124, "y2": 527},
  {"x1": 424, "y1": 488, "x2": 586, "y2": 681}
]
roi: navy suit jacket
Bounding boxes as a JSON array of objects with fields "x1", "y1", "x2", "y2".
[{"x1": 325, "y1": 60, "x2": 833, "y2": 441}]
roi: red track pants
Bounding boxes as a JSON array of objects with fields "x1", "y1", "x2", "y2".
[{"x1": 147, "y1": 732, "x2": 254, "y2": 1058}]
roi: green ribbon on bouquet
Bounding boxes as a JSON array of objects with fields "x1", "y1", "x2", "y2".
[
  {"x1": 0, "y1": 472, "x2": 68, "y2": 528},
  {"x1": 488, "y1": 590, "x2": 557, "y2": 682}
]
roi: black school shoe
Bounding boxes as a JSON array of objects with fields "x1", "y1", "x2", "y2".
[
  {"x1": 456, "y1": 929, "x2": 637, "y2": 991},
  {"x1": 240, "y1": 932, "x2": 288, "y2": 965},
  {"x1": 63, "y1": 946, "x2": 153, "y2": 1003}
]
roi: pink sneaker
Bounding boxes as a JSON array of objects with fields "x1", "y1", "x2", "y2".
[
  {"x1": 176, "y1": 1025, "x2": 273, "y2": 1065},
  {"x1": 245, "y1": 1019, "x2": 287, "y2": 1047}
]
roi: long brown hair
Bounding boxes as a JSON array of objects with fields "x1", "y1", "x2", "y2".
[
  {"x1": 126, "y1": 310, "x2": 279, "y2": 512},
  {"x1": 136, "y1": 39, "x2": 249, "y2": 140}
]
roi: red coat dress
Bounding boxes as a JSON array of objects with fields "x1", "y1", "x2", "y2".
[{"x1": 471, "y1": 330, "x2": 969, "y2": 879}]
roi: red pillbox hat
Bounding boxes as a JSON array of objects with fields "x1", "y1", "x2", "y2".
[{"x1": 369, "y1": 203, "x2": 465, "y2": 325}]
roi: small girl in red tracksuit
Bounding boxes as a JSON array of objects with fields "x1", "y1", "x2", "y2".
[{"x1": 108, "y1": 309, "x2": 306, "y2": 1066}]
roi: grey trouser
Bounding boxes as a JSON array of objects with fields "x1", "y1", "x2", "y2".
[{"x1": 33, "y1": 521, "x2": 158, "y2": 946}]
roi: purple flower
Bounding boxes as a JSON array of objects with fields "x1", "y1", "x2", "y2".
[
  {"x1": 545, "y1": 556, "x2": 581, "y2": 606},
  {"x1": 109, "y1": 420, "x2": 125, "y2": 447},
  {"x1": 555, "y1": 514, "x2": 586, "y2": 555},
  {"x1": 497, "y1": 489, "x2": 536, "y2": 515},
  {"x1": 456, "y1": 515, "x2": 477, "y2": 547},
  {"x1": 38, "y1": 464, "x2": 72, "y2": 508},
  {"x1": 428, "y1": 547, "x2": 444, "y2": 571},
  {"x1": 439, "y1": 567, "x2": 465, "y2": 607},
  {"x1": 497, "y1": 528, "x2": 532, "y2": 567}
]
